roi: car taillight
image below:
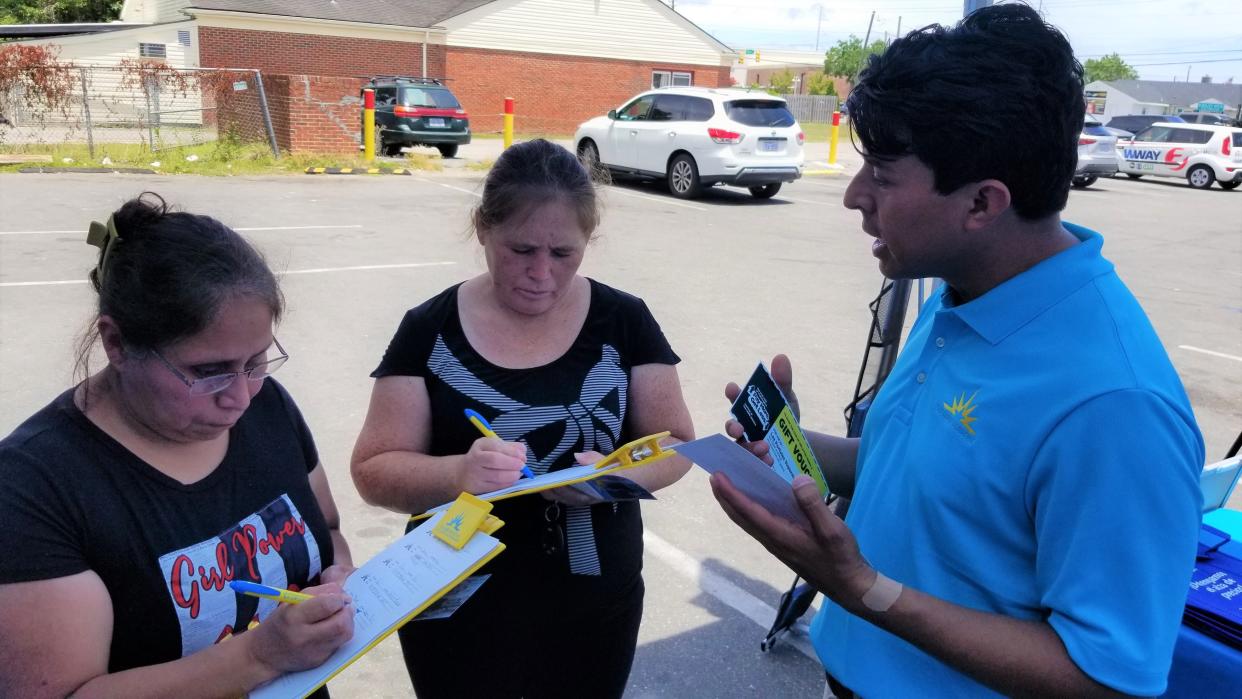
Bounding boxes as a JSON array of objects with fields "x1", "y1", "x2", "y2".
[
  {"x1": 456, "y1": 109, "x2": 468, "y2": 117},
  {"x1": 797, "y1": 131, "x2": 805, "y2": 145},
  {"x1": 709, "y1": 127, "x2": 743, "y2": 144},
  {"x1": 394, "y1": 106, "x2": 420, "y2": 117},
  {"x1": 1222, "y1": 137, "x2": 1231, "y2": 156},
  {"x1": 1078, "y1": 137, "x2": 1097, "y2": 145}
]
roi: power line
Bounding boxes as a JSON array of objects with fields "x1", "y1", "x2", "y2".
[{"x1": 1130, "y1": 58, "x2": 1242, "y2": 67}]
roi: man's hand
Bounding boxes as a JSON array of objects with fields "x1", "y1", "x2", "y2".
[
  {"x1": 724, "y1": 354, "x2": 800, "y2": 466},
  {"x1": 710, "y1": 472, "x2": 874, "y2": 613}
]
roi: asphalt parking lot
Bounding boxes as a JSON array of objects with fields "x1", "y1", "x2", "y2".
[{"x1": 1, "y1": 167, "x2": 1239, "y2": 698}]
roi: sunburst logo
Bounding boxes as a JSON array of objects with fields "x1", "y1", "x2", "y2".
[{"x1": 943, "y1": 391, "x2": 980, "y2": 436}]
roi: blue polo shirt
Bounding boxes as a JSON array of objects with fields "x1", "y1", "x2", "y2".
[{"x1": 812, "y1": 224, "x2": 1204, "y2": 696}]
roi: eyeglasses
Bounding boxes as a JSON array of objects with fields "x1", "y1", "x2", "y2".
[{"x1": 153, "y1": 338, "x2": 289, "y2": 396}]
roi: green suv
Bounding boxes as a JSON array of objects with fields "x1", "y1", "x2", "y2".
[{"x1": 363, "y1": 76, "x2": 470, "y2": 158}]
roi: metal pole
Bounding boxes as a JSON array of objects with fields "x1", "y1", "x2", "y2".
[
  {"x1": 79, "y1": 67, "x2": 95, "y2": 159},
  {"x1": 852, "y1": 11, "x2": 875, "y2": 86},
  {"x1": 362, "y1": 88, "x2": 375, "y2": 161},
  {"x1": 252, "y1": 70, "x2": 280, "y2": 159},
  {"x1": 423, "y1": 29, "x2": 429, "y2": 78},
  {"x1": 815, "y1": 5, "x2": 823, "y2": 52},
  {"x1": 503, "y1": 97, "x2": 514, "y2": 149}
]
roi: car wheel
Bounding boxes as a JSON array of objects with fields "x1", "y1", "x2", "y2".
[
  {"x1": 578, "y1": 140, "x2": 600, "y2": 168},
  {"x1": 437, "y1": 144, "x2": 458, "y2": 158},
  {"x1": 1071, "y1": 175, "x2": 1098, "y2": 189},
  {"x1": 1125, "y1": 173, "x2": 1143, "y2": 179},
  {"x1": 667, "y1": 153, "x2": 701, "y2": 199},
  {"x1": 1219, "y1": 181, "x2": 1240, "y2": 190},
  {"x1": 1186, "y1": 164, "x2": 1215, "y2": 190},
  {"x1": 382, "y1": 141, "x2": 404, "y2": 157},
  {"x1": 749, "y1": 183, "x2": 782, "y2": 199}
]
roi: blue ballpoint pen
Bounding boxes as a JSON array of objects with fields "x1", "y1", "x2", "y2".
[
  {"x1": 230, "y1": 580, "x2": 313, "y2": 605},
  {"x1": 464, "y1": 408, "x2": 535, "y2": 478}
]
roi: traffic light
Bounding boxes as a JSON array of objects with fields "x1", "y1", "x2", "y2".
[{"x1": 756, "y1": 50, "x2": 761, "y2": 63}]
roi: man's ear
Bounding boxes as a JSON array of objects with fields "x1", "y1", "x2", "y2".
[
  {"x1": 97, "y1": 316, "x2": 129, "y2": 366},
  {"x1": 962, "y1": 179, "x2": 1012, "y2": 232}
]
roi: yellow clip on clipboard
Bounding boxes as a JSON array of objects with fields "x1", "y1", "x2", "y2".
[{"x1": 410, "y1": 431, "x2": 673, "y2": 522}]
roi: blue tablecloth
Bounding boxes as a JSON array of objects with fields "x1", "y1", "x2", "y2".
[{"x1": 1162, "y1": 508, "x2": 1242, "y2": 698}]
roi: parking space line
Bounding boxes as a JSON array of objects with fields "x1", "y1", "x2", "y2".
[
  {"x1": 775, "y1": 194, "x2": 836, "y2": 206},
  {"x1": 281, "y1": 262, "x2": 456, "y2": 276},
  {"x1": 643, "y1": 528, "x2": 818, "y2": 661},
  {"x1": 1, "y1": 261, "x2": 456, "y2": 288},
  {"x1": 605, "y1": 186, "x2": 708, "y2": 212},
  {"x1": 0, "y1": 225, "x2": 364, "y2": 236},
  {"x1": 1179, "y1": 345, "x2": 1242, "y2": 362},
  {"x1": 414, "y1": 178, "x2": 482, "y2": 198}
]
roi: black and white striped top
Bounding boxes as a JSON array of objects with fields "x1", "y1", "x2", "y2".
[{"x1": 373, "y1": 279, "x2": 679, "y2": 586}]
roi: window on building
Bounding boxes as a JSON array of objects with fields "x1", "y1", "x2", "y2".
[
  {"x1": 139, "y1": 43, "x2": 167, "y2": 59},
  {"x1": 177, "y1": 30, "x2": 191, "y2": 46},
  {"x1": 651, "y1": 70, "x2": 692, "y2": 89}
]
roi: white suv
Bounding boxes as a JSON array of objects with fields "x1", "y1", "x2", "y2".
[
  {"x1": 574, "y1": 87, "x2": 804, "y2": 199},
  {"x1": 1119, "y1": 122, "x2": 1242, "y2": 190}
]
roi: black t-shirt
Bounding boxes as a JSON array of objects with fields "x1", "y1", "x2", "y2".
[
  {"x1": 0, "y1": 379, "x2": 334, "y2": 673},
  {"x1": 372, "y1": 278, "x2": 679, "y2": 596}
]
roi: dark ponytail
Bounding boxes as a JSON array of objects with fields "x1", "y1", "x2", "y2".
[{"x1": 75, "y1": 192, "x2": 284, "y2": 382}]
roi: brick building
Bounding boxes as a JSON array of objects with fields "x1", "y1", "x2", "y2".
[{"x1": 112, "y1": 0, "x2": 736, "y2": 151}]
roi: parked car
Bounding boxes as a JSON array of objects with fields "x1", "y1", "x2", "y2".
[
  {"x1": 362, "y1": 76, "x2": 470, "y2": 158},
  {"x1": 1073, "y1": 114, "x2": 1119, "y2": 188},
  {"x1": 574, "y1": 86, "x2": 804, "y2": 199},
  {"x1": 1119, "y1": 122, "x2": 1242, "y2": 189},
  {"x1": 1179, "y1": 112, "x2": 1240, "y2": 127},
  {"x1": 1105, "y1": 113, "x2": 1185, "y2": 135}
]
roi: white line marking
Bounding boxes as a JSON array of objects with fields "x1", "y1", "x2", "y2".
[
  {"x1": 415, "y1": 178, "x2": 482, "y2": 198},
  {"x1": 281, "y1": 261, "x2": 456, "y2": 276},
  {"x1": 0, "y1": 261, "x2": 455, "y2": 288},
  {"x1": 1179, "y1": 345, "x2": 1242, "y2": 362},
  {"x1": 0, "y1": 279, "x2": 88, "y2": 288},
  {"x1": 0, "y1": 224, "x2": 364, "y2": 236},
  {"x1": 606, "y1": 186, "x2": 708, "y2": 212},
  {"x1": 775, "y1": 195, "x2": 835, "y2": 206},
  {"x1": 643, "y1": 529, "x2": 819, "y2": 661}
]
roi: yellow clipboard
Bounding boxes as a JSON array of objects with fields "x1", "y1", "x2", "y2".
[
  {"x1": 252, "y1": 495, "x2": 506, "y2": 699},
  {"x1": 410, "y1": 431, "x2": 673, "y2": 522}
]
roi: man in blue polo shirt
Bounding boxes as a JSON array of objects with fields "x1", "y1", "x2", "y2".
[{"x1": 712, "y1": 5, "x2": 1204, "y2": 697}]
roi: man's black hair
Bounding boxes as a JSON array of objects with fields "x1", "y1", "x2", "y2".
[{"x1": 846, "y1": 3, "x2": 1084, "y2": 220}]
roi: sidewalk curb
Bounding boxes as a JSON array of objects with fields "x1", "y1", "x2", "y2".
[
  {"x1": 18, "y1": 166, "x2": 158, "y2": 174},
  {"x1": 304, "y1": 167, "x2": 413, "y2": 176}
]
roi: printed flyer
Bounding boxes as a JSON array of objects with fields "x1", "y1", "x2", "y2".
[{"x1": 730, "y1": 363, "x2": 830, "y2": 497}]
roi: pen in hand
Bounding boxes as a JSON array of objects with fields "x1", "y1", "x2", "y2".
[
  {"x1": 464, "y1": 408, "x2": 535, "y2": 478},
  {"x1": 230, "y1": 580, "x2": 314, "y2": 605}
]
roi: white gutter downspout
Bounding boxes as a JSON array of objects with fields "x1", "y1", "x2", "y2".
[{"x1": 423, "y1": 29, "x2": 429, "y2": 77}]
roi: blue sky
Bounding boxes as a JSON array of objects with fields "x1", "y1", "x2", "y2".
[{"x1": 669, "y1": 0, "x2": 1242, "y2": 85}]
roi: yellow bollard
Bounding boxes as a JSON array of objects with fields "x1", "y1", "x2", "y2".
[
  {"x1": 828, "y1": 110, "x2": 840, "y2": 165},
  {"x1": 503, "y1": 97, "x2": 515, "y2": 149},
  {"x1": 363, "y1": 88, "x2": 376, "y2": 162}
]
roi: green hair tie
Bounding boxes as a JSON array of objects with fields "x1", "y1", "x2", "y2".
[{"x1": 86, "y1": 215, "x2": 120, "y2": 285}]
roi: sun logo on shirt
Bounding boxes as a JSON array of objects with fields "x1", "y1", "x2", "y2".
[{"x1": 943, "y1": 391, "x2": 980, "y2": 436}]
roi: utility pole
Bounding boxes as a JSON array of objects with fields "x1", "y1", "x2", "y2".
[
  {"x1": 854, "y1": 10, "x2": 875, "y2": 86},
  {"x1": 815, "y1": 5, "x2": 824, "y2": 52},
  {"x1": 1186, "y1": 65, "x2": 1192, "y2": 82},
  {"x1": 895, "y1": 16, "x2": 901, "y2": 40}
]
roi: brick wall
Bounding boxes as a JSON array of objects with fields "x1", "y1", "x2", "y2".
[
  {"x1": 198, "y1": 26, "x2": 445, "y2": 79},
  {"x1": 446, "y1": 47, "x2": 731, "y2": 135},
  {"x1": 198, "y1": 29, "x2": 734, "y2": 152}
]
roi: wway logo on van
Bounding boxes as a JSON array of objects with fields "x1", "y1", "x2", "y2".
[{"x1": 1123, "y1": 148, "x2": 1162, "y2": 161}]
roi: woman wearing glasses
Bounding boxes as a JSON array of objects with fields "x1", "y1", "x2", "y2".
[{"x1": 0, "y1": 194, "x2": 354, "y2": 698}]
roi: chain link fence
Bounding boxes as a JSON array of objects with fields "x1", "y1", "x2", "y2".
[{"x1": 0, "y1": 63, "x2": 278, "y2": 157}]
